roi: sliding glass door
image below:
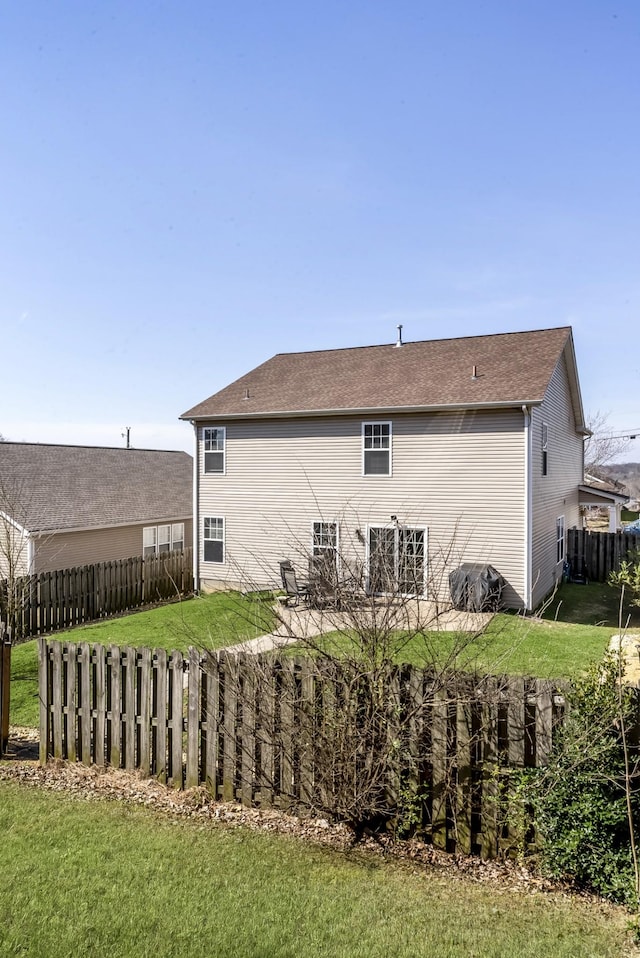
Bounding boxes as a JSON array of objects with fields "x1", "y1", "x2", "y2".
[{"x1": 367, "y1": 525, "x2": 426, "y2": 596}]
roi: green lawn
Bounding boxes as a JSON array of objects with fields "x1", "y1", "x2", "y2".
[
  {"x1": 0, "y1": 780, "x2": 632, "y2": 958},
  {"x1": 9, "y1": 591, "x2": 274, "y2": 728},
  {"x1": 9, "y1": 581, "x2": 635, "y2": 728}
]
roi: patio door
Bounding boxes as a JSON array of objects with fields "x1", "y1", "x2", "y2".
[{"x1": 367, "y1": 525, "x2": 426, "y2": 596}]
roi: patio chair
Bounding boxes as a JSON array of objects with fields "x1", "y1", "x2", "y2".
[{"x1": 279, "y1": 560, "x2": 311, "y2": 607}]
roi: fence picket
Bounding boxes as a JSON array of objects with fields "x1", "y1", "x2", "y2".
[
  {"x1": 37, "y1": 641, "x2": 572, "y2": 861},
  {"x1": 153, "y1": 649, "x2": 168, "y2": 782},
  {"x1": 94, "y1": 644, "x2": 107, "y2": 766},
  {"x1": 186, "y1": 647, "x2": 201, "y2": 788},
  {"x1": 168, "y1": 651, "x2": 184, "y2": 789},
  {"x1": 2, "y1": 550, "x2": 192, "y2": 640}
]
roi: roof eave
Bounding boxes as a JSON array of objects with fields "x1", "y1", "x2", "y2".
[
  {"x1": 579, "y1": 484, "x2": 629, "y2": 505},
  {"x1": 31, "y1": 514, "x2": 192, "y2": 537},
  {"x1": 181, "y1": 399, "x2": 546, "y2": 423}
]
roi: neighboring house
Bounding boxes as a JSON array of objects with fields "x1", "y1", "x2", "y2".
[
  {"x1": 580, "y1": 473, "x2": 629, "y2": 532},
  {"x1": 0, "y1": 443, "x2": 193, "y2": 577},
  {"x1": 180, "y1": 327, "x2": 589, "y2": 610}
]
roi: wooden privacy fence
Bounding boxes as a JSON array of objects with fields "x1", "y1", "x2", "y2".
[
  {"x1": 567, "y1": 528, "x2": 640, "y2": 583},
  {"x1": 0, "y1": 623, "x2": 10, "y2": 757},
  {"x1": 1, "y1": 548, "x2": 192, "y2": 639},
  {"x1": 39, "y1": 638, "x2": 566, "y2": 858}
]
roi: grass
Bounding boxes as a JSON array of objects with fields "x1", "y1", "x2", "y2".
[
  {"x1": 296, "y1": 613, "x2": 614, "y2": 679},
  {"x1": 10, "y1": 580, "x2": 639, "y2": 727},
  {"x1": 9, "y1": 591, "x2": 274, "y2": 728},
  {"x1": 0, "y1": 780, "x2": 632, "y2": 958}
]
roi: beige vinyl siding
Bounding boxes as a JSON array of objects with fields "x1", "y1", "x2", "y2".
[
  {"x1": 32, "y1": 519, "x2": 193, "y2": 574},
  {"x1": 530, "y1": 355, "x2": 583, "y2": 609},
  {"x1": 197, "y1": 410, "x2": 527, "y2": 606}
]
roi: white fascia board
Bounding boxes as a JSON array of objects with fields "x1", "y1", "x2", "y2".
[
  {"x1": 0, "y1": 510, "x2": 30, "y2": 537},
  {"x1": 183, "y1": 399, "x2": 545, "y2": 423}
]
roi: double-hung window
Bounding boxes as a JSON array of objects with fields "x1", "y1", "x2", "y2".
[
  {"x1": 204, "y1": 517, "x2": 224, "y2": 563},
  {"x1": 157, "y1": 524, "x2": 171, "y2": 553},
  {"x1": 203, "y1": 427, "x2": 225, "y2": 474},
  {"x1": 143, "y1": 526, "x2": 157, "y2": 557},
  {"x1": 556, "y1": 515, "x2": 565, "y2": 564},
  {"x1": 363, "y1": 422, "x2": 392, "y2": 476}
]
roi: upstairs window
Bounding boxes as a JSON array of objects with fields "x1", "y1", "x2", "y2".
[
  {"x1": 204, "y1": 517, "x2": 224, "y2": 563},
  {"x1": 203, "y1": 427, "x2": 225, "y2": 474},
  {"x1": 363, "y1": 422, "x2": 392, "y2": 476},
  {"x1": 542, "y1": 422, "x2": 549, "y2": 476}
]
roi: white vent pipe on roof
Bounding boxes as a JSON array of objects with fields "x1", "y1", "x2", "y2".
[{"x1": 395, "y1": 324, "x2": 403, "y2": 347}]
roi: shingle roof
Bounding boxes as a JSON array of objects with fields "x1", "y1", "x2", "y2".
[
  {"x1": 0, "y1": 444, "x2": 193, "y2": 533},
  {"x1": 181, "y1": 327, "x2": 577, "y2": 421}
]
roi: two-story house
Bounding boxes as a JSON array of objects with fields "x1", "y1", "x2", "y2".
[{"x1": 180, "y1": 327, "x2": 588, "y2": 610}]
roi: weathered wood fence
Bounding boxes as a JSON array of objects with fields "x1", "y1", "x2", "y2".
[
  {"x1": 0, "y1": 623, "x2": 10, "y2": 757},
  {"x1": 39, "y1": 638, "x2": 566, "y2": 857},
  {"x1": 1, "y1": 548, "x2": 193, "y2": 640},
  {"x1": 567, "y1": 528, "x2": 640, "y2": 582}
]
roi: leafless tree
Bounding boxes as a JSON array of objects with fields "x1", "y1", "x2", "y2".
[
  {"x1": 0, "y1": 477, "x2": 37, "y2": 634},
  {"x1": 584, "y1": 410, "x2": 630, "y2": 475},
  {"x1": 197, "y1": 521, "x2": 519, "y2": 843}
]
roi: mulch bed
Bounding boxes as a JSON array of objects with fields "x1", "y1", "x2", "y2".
[{"x1": 0, "y1": 726, "x2": 624, "y2": 914}]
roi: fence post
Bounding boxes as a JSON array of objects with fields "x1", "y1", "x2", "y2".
[{"x1": 0, "y1": 623, "x2": 11, "y2": 757}]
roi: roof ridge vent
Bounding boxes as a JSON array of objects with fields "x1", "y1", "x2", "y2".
[{"x1": 395, "y1": 324, "x2": 403, "y2": 348}]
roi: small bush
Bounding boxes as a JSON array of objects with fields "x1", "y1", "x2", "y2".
[{"x1": 524, "y1": 655, "x2": 640, "y2": 905}]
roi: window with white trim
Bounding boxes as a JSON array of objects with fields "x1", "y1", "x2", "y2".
[
  {"x1": 542, "y1": 422, "x2": 549, "y2": 476},
  {"x1": 556, "y1": 515, "x2": 565, "y2": 564},
  {"x1": 143, "y1": 526, "x2": 157, "y2": 557},
  {"x1": 363, "y1": 422, "x2": 392, "y2": 476},
  {"x1": 311, "y1": 521, "x2": 338, "y2": 585},
  {"x1": 143, "y1": 523, "x2": 186, "y2": 556},
  {"x1": 203, "y1": 427, "x2": 226, "y2": 474},
  {"x1": 204, "y1": 517, "x2": 224, "y2": 563},
  {"x1": 171, "y1": 523, "x2": 184, "y2": 552},
  {"x1": 158, "y1": 524, "x2": 171, "y2": 553},
  {"x1": 368, "y1": 524, "x2": 426, "y2": 595}
]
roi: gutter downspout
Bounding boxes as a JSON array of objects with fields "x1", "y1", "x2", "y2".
[
  {"x1": 191, "y1": 422, "x2": 199, "y2": 593},
  {"x1": 522, "y1": 405, "x2": 533, "y2": 611},
  {"x1": 27, "y1": 534, "x2": 35, "y2": 574}
]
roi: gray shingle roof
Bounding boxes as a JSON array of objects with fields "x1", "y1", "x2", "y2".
[
  {"x1": 0, "y1": 444, "x2": 192, "y2": 533},
  {"x1": 181, "y1": 327, "x2": 577, "y2": 421}
]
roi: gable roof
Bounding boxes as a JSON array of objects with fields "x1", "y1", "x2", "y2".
[
  {"x1": 181, "y1": 326, "x2": 585, "y2": 426},
  {"x1": 0, "y1": 443, "x2": 193, "y2": 534}
]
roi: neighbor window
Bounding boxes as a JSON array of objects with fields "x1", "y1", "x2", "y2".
[
  {"x1": 143, "y1": 526, "x2": 157, "y2": 557},
  {"x1": 158, "y1": 524, "x2": 171, "y2": 553},
  {"x1": 203, "y1": 427, "x2": 226, "y2": 474},
  {"x1": 363, "y1": 422, "x2": 392, "y2": 476},
  {"x1": 204, "y1": 516, "x2": 224, "y2": 563},
  {"x1": 143, "y1": 523, "x2": 185, "y2": 556},
  {"x1": 542, "y1": 422, "x2": 549, "y2": 476},
  {"x1": 556, "y1": 515, "x2": 565, "y2": 564},
  {"x1": 171, "y1": 523, "x2": 184, "y2": 552}
]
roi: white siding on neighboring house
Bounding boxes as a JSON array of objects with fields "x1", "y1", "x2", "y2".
[
  {"x1": 530, "y1": 356, "x2": 583, "y2": 609},
  {"x1": 0, "y1": 515, "x2": 31, "y2": 578},
  {"x1": 196, "y1": 409, "x2": 527, "y2": 606}
]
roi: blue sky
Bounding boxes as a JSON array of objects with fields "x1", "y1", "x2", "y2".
[{"x1": 1, "y1": 1, "x2": 639, "y2": 458}]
